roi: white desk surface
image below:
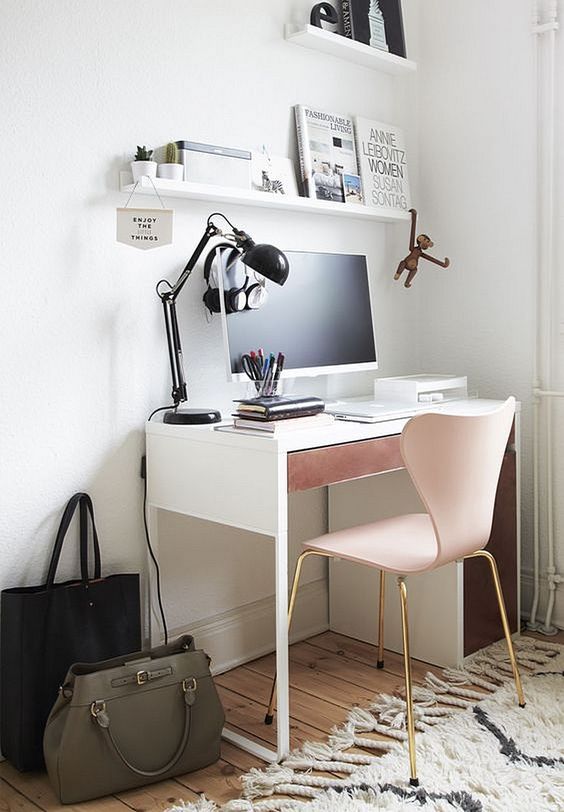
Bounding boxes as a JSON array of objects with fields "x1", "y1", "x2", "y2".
[{"x1": 145, "y1": 398, "x2": 508, "y2": 455}]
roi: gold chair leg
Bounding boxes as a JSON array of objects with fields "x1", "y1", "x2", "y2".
[
  {"x1": 465, "y1": 550, "x2": 526, "y2": 707},
  {"x1": 398, "y1": 576, "x2": 418, "y2": 787},
  {"x1": 377, "y1": 569, "x2": 385, "y2": 668},
  {"x1": 264, "y1": 550, "x2": 323, "y2": 725}
]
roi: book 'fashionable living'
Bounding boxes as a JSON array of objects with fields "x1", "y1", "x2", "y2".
[
  {"x1": 354, "y1": 117, "x2": 410, "y2": 213},
  {"x1": 295, "y1": 105, "x2": 358, "y2": 202}
]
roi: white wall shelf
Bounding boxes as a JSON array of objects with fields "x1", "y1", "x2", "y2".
[
  {"x1": 284, "y1": 24, "x2": 417, "y2": 75},
  {"x1": 119, "y1": 173, "x2": 410, "y2": 224}
]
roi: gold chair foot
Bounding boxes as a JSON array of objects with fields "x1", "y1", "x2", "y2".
[
  {"x1": 376, "y1": 660, "x2": 384, "y2": 669},
  {"x1": 264, "y1": 713, "x2": 274, "y2": 725},
  {"x1": 410, "y1": 778, "x2": 419, "y2": 787},
  {"x1": 464, "y1": 550, "x2": 526, "y2": 708}
]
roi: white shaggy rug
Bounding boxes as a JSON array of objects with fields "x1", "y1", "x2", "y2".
[{"x1": 172, "y1": 639, "x2": 564, "y2": 812}]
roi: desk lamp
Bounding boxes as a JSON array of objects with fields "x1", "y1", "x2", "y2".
[{"x1": 156, "y1": 212, "x2": 289, "y2": 425}]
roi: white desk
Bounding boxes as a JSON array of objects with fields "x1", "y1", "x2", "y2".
[{"x1": 145, "y1": 398, "x2": 519, "y2": 762}]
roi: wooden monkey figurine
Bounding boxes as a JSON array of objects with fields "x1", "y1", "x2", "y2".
[{"x1": 394, "y1": 208, "x2": 450, "y2": 288}]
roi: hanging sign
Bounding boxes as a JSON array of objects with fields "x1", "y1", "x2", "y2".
[{"x1": 116, "y1": 207, "x2": 174, "y2": 250}]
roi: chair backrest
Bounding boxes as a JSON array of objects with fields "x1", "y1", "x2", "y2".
[{"x1": 400, "y1": 397, "x2": 515, "y2": 568}]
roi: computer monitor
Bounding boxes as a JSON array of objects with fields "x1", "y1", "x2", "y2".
[{"x1": 220, "y1": 250, "x2": 378, "y2": 380}]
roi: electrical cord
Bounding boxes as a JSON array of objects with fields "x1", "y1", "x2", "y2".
[
  {"x1": 142, "y1": 458, "x2": 168, "y2": 644},
  {"x1": 148, "y1": 404, "x2": 175, "y2": 421},
  {"x1": 142, "y1": 404, "x2": 172, "y2": 644}
]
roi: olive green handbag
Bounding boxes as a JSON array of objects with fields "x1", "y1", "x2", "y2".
[{"x1": 44, "y1": 635, "x2": 225, "y2": 804}]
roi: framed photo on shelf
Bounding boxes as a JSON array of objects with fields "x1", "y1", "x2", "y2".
[
  {"x1": 379, "y1": 0, "x2": 406, "y2": 58},
  {"x1": 251, "y1": 153, "x2": 299, "y2": 197},
  {"x1": 343, "y1": 173, "x2": 364, "y2": 204},
  {"x1": 347, "y1": 0, "x2": 406, "y2": 59}
]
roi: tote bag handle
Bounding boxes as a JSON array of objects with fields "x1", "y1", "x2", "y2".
[{"x1": 45, "y1": 493, "x2": 102, "y2": 587}]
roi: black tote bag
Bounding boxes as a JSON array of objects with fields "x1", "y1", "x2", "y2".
[{"x1": 0, "y1": 493, "x2": 142, "y2": 771}]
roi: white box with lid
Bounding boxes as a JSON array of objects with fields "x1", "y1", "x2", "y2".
[
  {"x1": 175, "y1": 140, "x2": 252, "y2": 189},
  {"x1": 374, "y1": 374, "x2": 468, "y2": 404}
]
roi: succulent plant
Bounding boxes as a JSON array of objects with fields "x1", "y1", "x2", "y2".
[
  {"x1": 165, "y1": 142, "x2": 179, "y2": 164},
  {"x1": 134, "y1": 145, "x2": 153, "y2": 161}
]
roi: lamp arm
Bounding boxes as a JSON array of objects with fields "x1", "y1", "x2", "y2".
[
  {"x1": 157, "y1": 219, "x2": 228, "y2": 407},
  {"x1": 162, "y1": 297, "x2": 186, "y2": 406},
  {"x1": 156, "y1": 213, "x2": 249, "y2": 409},
  {"x1": 168, "y1": 222, "x2": 219, "y2": 302}
]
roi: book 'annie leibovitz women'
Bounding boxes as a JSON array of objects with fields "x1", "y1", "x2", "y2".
[{"x1": 354, "y1": 116, "x2": 410, "y2": 213}]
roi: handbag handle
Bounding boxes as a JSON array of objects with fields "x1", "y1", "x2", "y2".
[
  {"x1": 45, "y1": 493, "x2": 102, "y2": 587},
  {"x1": 91, "y1": 684, "x2": 194, "y2": 777}
]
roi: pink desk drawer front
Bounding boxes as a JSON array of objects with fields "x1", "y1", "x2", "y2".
[{"x1": 287, "y1": 436, "x2": 404, "y2": 493}]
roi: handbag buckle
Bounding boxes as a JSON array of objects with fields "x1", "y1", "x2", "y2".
[
  {"x1": 182, "y1": 677, "x2": 197, "y2": 707},
  {"x1": 136, "y1": 670, "x2": 149, "y2": 685},
  {"x1": 90, "y1": 700, "x2": 106, "y2": 718}
]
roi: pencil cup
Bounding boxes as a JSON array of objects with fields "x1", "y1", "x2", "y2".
[{"x1": 246, "y1": 379, "x2": 284, "y2": 400}]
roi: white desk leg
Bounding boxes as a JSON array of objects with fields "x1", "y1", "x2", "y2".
[{"x1": 275, "y1": 455, "x2": 290, "y2": 760}]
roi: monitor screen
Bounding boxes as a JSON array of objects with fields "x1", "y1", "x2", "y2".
[{"x1": 221, "y1": 250, "x2": 378, "y2": 379}]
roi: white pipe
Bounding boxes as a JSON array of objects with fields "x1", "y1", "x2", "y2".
[
  {"x1": 541, "y1": 0, "x2": 559, "y2": 636},
  {"x1": 530, "y1": 0, "x2": 560, "y2": 633},
  {"x1": 529, "y1": 0, "x2": 542, "y2": 630},
  {"x1": 534, "y1": 389, "x2": 564, "y2": 398},
  {"x1": 531, "y1": 0, "x2": 561, "y2": 635},
  {"x1": 530, "y1": 395, "x2": 540, "y2": 627}
]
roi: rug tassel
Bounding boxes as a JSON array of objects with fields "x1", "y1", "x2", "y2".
[
  {"x1": 166, "y1": 799, "x2": 217, "y2": 812},
  {"x1": 516, "y1": 637, "x2": 561, "y2": 653},
  {"x1": 347, "y1": 708, "x2": 410, "y2": 738},
  {"x1": 300, "y1": 742, "x2": 379, "y2": 765},
  {"x1": 329, "y1": 722, "x2": 401, "y2": 750},
  {"x1": 222, "y1": 799, "x2": 309, "y2": 812},
  {"x1": 282, "y1": 757, "x2": 357, "y2": 774},
  {"x1": 442, "y1": 667, "x2": 498, "y2": 692},
  {"x1": 242, "y1": 766, "x2": 295, "y2": 799},
  {"x1": 425, "y1": 672, "x2": 485, "y2": 700}
]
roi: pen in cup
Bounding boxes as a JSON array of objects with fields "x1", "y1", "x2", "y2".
[
  {"x1": 261, "y1": 353, "x2": 275, "y2": 396},
  {"x1": 272, "y1": 352, "x2": 285, "y2": 394}
]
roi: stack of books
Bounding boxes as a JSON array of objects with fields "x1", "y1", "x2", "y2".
[{"x1": 232, "y1": 396, "x2": 333, "y2": 434}]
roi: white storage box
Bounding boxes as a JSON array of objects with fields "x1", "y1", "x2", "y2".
[
  {"x1": 176, "y1": 141, "x2": 252, "y2": 188},
  {"x1": 374, "y1": 374, "x2": 468, "y2": 404}
]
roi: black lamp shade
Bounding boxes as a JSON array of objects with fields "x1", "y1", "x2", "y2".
[{"x1": 242, "y1": 243, "x2": 289, "y2": 286}]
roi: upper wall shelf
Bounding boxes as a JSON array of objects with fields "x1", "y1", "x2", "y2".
[
  {"x1": 119, "y1": 173, "x2": 410, "y2": 224},
  {"x1": 284, "y1": 24, "x2": 416, "y2": 75}
]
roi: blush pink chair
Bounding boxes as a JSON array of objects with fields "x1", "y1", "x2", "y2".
[{"x1": 265, "y1": 397, "x2": 525, "y2": 786}]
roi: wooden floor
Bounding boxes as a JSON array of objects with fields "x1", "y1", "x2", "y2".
[{"x1": 1, "y1": 629, "x2": 562, "y2": 812}]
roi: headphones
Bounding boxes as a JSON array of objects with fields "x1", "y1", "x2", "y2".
[{"x1": 203, "y1": 242, "x2": 269, "y2": 314}]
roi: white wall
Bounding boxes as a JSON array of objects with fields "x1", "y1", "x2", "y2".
[
  {"x1": 415, "y1": 1, "x2": 542, "y2": 619},
  {"x1": 0, "y1": 0, "x2": 420, "y2": 667}
]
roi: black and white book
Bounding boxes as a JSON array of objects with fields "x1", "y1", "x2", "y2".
[
  {"x1": 294, "y1": 105, "x2": 358, "y2": 202},
  {"x1": 340, "y1": 0, "x2": 406, "y2": 58},
  {"x1": 354, "y1": 117, "x2": 410, "y2": 213}
]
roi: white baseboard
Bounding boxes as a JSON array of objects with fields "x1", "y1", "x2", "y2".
[{"x1": 167, "y1": 578, "x2": 329, "y2": 674}]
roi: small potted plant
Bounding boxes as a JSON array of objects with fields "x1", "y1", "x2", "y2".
[
  {"x1": 131, "y1": 145, "x2": 157, "y2": 181},
  {"x1": 157, "y1": 142, "x2": 184, "y2": 181}
]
